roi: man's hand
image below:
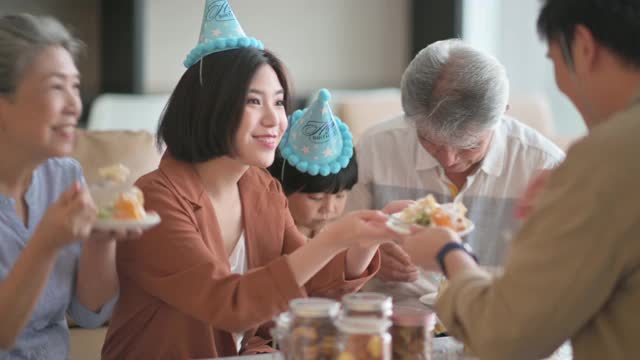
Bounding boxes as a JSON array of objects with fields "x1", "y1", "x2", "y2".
[
  {"x1": 397, "y1": 226, "x2": 458, "y2": 271},
  {"x1": 515, "y1": 169, "x2": 553, "y2": 219},
  {"x1": 376, "y1": 242, "x2": 419, "y2": 282}
]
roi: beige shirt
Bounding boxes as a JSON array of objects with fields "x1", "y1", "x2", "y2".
[{"x1": 437, "y1": 89, "x2": 640, "y2": 359}]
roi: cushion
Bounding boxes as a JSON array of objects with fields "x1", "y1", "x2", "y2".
[{"x1": 71, "y1": 130, "x2": 162, "y2": 186}]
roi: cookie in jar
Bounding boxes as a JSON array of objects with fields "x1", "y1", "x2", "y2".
[
  {"x1": 336, "y1": 317, "x2": 392, "y2": 360},
  {"x1": 390, "y1": 305, "x2": 435, "y2": 360},
  {"x1": 288, "y1": 298, "x2": 340, "y2": 360}
]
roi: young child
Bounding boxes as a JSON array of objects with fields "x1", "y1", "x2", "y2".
[{"x1": 269, "y1": 89, "x2": 358, "y2": 238}]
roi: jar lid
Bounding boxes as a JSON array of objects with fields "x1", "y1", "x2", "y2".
[
  {"x1": 273, "y1": 311, "x2": 292, "y2": 330},
  {"x1": 342, "y1": 292, "x2": 392, "y2": 314},
  {"x1": 391, "y1": 305, "x2": 435, "y2": 328},
  {"x1": 335, "y1": 316, "x2": 392, "y2": 334},
  {"x1": 289, "y1": 297, "x2": 340, "y2": 318}
]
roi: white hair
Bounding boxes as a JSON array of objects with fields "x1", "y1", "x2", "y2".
[
  {"x1": 0, "y1": 14, "x2": 82, "y2": 94},
  {"x1": 401, "y1": 39, "x2": 509, "y2": 148}
]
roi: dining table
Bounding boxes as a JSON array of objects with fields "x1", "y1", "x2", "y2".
[{"x1": 215, "y1": 336, "x2": 572, "y2": 359}]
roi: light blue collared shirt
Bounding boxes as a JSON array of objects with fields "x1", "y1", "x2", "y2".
[{"x1": 0, "y1": 158, "x2": 115, "y2": 360}]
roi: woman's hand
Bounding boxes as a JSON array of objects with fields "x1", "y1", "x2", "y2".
[
  {"x1": 322, "y1": 210, "x2": 397, "y2": 250},
  {"x1": 397, "y1": 226, "x2": 459, "y2": 271},
  {"x1": 34, "y1": 181, "x2": 97, "y2": 251},
  {"x1": 90, "y1": 228, "x2": 142, "y2": 242},
  {"x1": 381, "y1": 199, "x2": 414, "y2": 215},
  {"x1": 376, "y1": 242, "x2": 419, "y2": 282}
]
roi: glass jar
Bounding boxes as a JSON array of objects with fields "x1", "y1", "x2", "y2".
[
  {"x1": 288, "y1": 298, "x2": 340, "y2": 360},
  {"x1": 270, "y1": 311, "x2": 292, "y2": 353},
  {"x1": 390, "y1": 305, "x2": 435, "y2": 360},
  {"x1": 342, "y1": 292, "x2": 392, "y2": 319},
  {"x1": 335, "y1": 316, "x2": 392, "y2": 360}
]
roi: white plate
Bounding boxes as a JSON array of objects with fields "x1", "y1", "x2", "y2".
[
  {"x1": 94, "y1": 212, "x2": 161, "y2": 231},
  {"x1": 419, "y1": 292, "x2": 438, "y2": 307},
  {"x1": 385, "y1": 212, "x2": 475, "y2": 237}
]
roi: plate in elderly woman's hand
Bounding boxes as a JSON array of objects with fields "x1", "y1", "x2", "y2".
[{"x1": 94, "y1": 212, "x2": 161, "y2": 231}]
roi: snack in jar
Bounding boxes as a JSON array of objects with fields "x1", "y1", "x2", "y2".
[
  {"x1": 335, "y1": 316, "x2": 392, "y2": 360},
  {"x1": 390, "y1": 305, "x2": 435, "y2": 360},
  {"x1": 288, "y1": 298, "x2": 340, "y2": 360},
  {"x1": 342, "y1": 292, "x2": 392, "y2": 319}
]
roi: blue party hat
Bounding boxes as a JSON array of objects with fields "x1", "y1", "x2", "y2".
[
  {"x1": 184, "y1": 0, "x2": 264, "y2": 68},
  {"x1": 279, "y1": 89, "x2": 354, "y2": 176}
]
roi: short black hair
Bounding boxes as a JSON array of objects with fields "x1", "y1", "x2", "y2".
[
  {"x1": 537, "y1": 0, "x2": 640, "y2": 68},
  {"x1": 157, "y1": 48, "x2": 292, "y2": 163},
  {"x1": 268, "y1": 150, "x2": 358, "y2": 196}
]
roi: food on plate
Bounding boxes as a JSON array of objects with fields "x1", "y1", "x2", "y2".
[
  {"x1": 111, "y1": 187, "x2": 146, "y2": 220},
  {"x1": 96, "y1": 164, "x2": 147, "y2": 220},
  {"x1": 396, "y1": 194, "x2": 470, "y2": 232}
]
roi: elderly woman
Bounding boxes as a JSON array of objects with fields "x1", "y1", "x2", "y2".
[
  {"x1": 347, "y1": 39, "x2": 565, "y2": 305},
  {"x1": 0, "y1": 14, "x2": 131, "y2": 359}
]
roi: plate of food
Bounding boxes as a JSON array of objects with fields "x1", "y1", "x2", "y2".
[
  {"x1": 420, "y1": 279, "x2": 450, "y2": 336},
  {"x1": 386, "y1": 194, "x2": 474, "y2": 236},
  {"x1": 91, "y1": 164, "x2": 161, "y2": 231},
  {"x1": 419, "y1": 292, "x2": 438, "y2": 307},
  {"x1": 94, "y1": 211, "x2": 161, "y2": 231}
]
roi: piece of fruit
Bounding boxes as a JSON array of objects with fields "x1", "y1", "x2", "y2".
[
  {"x1": 113, "y1": 188, "x2": 145, "y2": 220},
  {"x1": 432, "y1": 208, "x2": 453, "y2": 228}
]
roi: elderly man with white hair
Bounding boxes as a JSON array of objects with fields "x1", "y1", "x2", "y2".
[{"x1": 348, "y1": 39, "x2": 565, "y2": 305}]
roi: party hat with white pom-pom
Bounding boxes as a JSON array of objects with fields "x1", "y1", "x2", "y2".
[
  {"x1": 184, "y1": 0, "x2": 263, "y2": 68},
  {"x1": 279, "y1": 89, "x2": 354, "y2": 176}
]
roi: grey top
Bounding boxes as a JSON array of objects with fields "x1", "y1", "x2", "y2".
[{"x1": 0, "y1": 158, "x2": 115, "y2": 360}]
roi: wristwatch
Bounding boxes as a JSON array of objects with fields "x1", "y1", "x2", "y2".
[{"x1": 436, "y1": 242, "x2": 478, "y2": 277}]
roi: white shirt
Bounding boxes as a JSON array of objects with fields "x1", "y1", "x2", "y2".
[
  {"x1": 228, "y1": 232, "x2": 248, "y2": 351},
  {"x1": 347, "y1": 115, "x2": 565, "y2": 303}
]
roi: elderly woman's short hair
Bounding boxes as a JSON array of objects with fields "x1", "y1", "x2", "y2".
[
  {"x1": 0, "y1": 14, "x2": 82, "y2": 95},
  {"x1": 401, "y1": 39, "x2": 509, "y2": 148}
]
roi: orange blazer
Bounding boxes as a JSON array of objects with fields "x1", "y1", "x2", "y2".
[{"x1": 102, "y1": 154, "x2": 380, "y2": 359}]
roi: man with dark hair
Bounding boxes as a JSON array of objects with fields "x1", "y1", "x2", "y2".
[{"x1": 398, "y1": 0, "x2": 640, "y2": 358}]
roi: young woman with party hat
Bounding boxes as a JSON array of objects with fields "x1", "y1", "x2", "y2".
[{"x1": 102, "y1": 2, "x2": 395, "y2": 358}]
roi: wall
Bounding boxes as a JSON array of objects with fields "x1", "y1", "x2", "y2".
[
  {"x1": 461, "y1": 0, "x2": 586, "y2": 137},
  {"x1": 141, "y1": 0, "x2": 411, "y2": 96}
]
